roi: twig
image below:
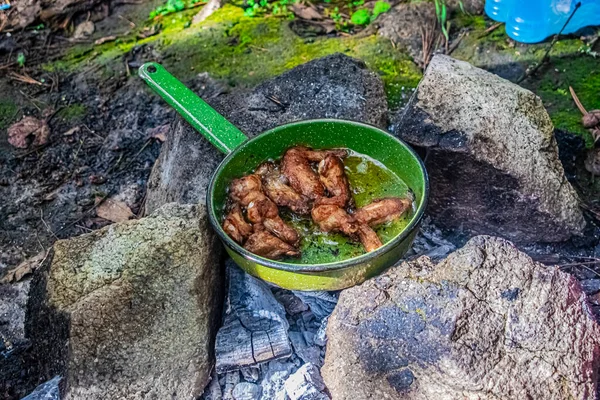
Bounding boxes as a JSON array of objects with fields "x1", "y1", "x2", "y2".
[
  {"x1": 118, "y1": 14, "x2": 137, "y2": 28},
  {"x1": 560, "y1": 263, "x2": 600, "y2": 278},
  {"x1": 517, "y1": 2, "x2": 582, "y2": 84},
  {"x1": 447, "y1": 31, "x2": 466, "y2": 55},
  {"x1": 478, "y1": 22, "x2": 502, "y2": 38},
  {"x1": 569, "y1": 86, "x2": 588, "y2": 115},
  {"x1": 40, "y1": 209, "x2": 59, "y2": 240},
  {"x1": 9, "y1": 72, "x2": 47, "y2": 86}
]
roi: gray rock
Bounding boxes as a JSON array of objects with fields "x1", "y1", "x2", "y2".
[
  {"x1": 145, "y1": 53, "x2": 389, "y2": 213},
  {"x1": 284, "y1": 363, "x2": 329, "y2": 400},
  {"x1": 1, "y1": 277, "x2": 38, "y2": 397},
  {"x1": 0, "y1": 279, "x2": 30, "y2": 353},
  {"x1": 215, "y1": 262, "x2": 292, "y2": 373},
  {"x1": 322, "y1": 236, "x2": 600, "y2": 399},
  {"x1": 22, "y1": 376, "x2": 61, "y2": 400},
  {"x1": 233, "y1": 382, "x2": 261, "y2": 400},
  {"x1": 35, "y1": 203, "x2": 223, "y2": 399},
  {"x1": 393, "y1": 55, "x2": 585, "y2": 243}
]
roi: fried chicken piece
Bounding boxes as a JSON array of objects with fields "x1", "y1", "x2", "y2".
[
  {"x1": 255, "y1": 162, "x2": 312, "y2": 215},
  {"x1": 244, "y1": 230, "x2": 300, "y2": 260},
  {"x1": 315, "y1": 154, "x2": 351, "y2": 208},
  {"x1": 311, "y1": 204, "x2": 358, "y2": 236},
  {"x1": 312, "y1": 204, "x2": 383, "y2": 252},
  {"x1": 229, "y1": 175, "x2": 262, "y2": 204},
  {"x1": 302, "y1": 148, "x2": 348, "y2": 162},
  {"x1": 281, "y1": 147, "x2": 325, "y2": 200},
  {"x1": 228, "y1": 174, "x2": 300, "y2": 246},
  {"x1": 356, "y1": 224, "x2": 383, "y2": 252},
  {"x1": 223, "y1": 203, "x2": 253, "y2": 244},
  {"x1": 354, "y1": 197, "x2": 413, "y2": 227}
]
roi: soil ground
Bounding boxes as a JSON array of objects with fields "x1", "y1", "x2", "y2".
[{"x1": 1, "y1": 0, "x2": 599, "y2": 274}]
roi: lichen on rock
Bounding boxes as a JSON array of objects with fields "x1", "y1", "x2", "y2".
[
  {"x1": 322, "y1": 235, "x2": 600, "y2": 400},
  {"x1": 39, "y1": 203, "x2": 224, "y2": 399}
]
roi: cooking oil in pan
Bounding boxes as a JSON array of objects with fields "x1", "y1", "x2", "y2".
[{"x1": 284, "y1": 150, "x2": 414, "y2": 265}]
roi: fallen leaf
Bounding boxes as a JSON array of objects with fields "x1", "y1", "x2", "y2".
[
  {"x1": 291, "y1": 4, "x2": 323, "y2": 20},
  {"x1": 148, "y1": 124, "x2": 169, "y2": 142},
  {"x1": 1, "y1": 250, "x2": 49, "y2": 284},
  {"x1": 94, "y1": 35, "x2": 118, "y2": 45},
  {"x1": 583, "y1": 110, "x2": 600, "y2": 129},
  {"x1": 97, "y1": 197, "x2": 134, "y2": 223},
  {"x1": 585, "y1": 148, "x2": 600, "y2": 176},
  {"x1": 8, "y1": 116, "x2": 50, "y2": 148},
  {"x1": 63, "y1": 126, "x2": 80, "y2": 136},
  {"x1": 73, "y1": 21, "x2": 95, "y2": 40}
]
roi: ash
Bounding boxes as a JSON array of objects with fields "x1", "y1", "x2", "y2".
[{"x1": 202, "y1": 218, "x2": 455, "y2": 400}]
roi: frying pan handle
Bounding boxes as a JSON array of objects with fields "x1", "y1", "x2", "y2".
[{"x1": 138, "y1": 62, "x2": 248, "y2": 154}]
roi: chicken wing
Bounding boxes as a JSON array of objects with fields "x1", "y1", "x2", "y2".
[
  {"x1": 228, "y1": 174, "x2": 300, "y2": 246},
  {"x1": 229, "y1": 175, "x2": 262, "y2": 204},
  {"x1": 311, "y1": 204, "x2": 358, "y2": 236},
  {"x1": 301, "y1": 147, "x2": 348, "y2": 162},
  {"x1": 281, "y1": 147, "x2": 325, "y2": 200},
  {"x1": 354, "y1": 197, "x2": 413, "y2": 227},
  {"x1": 315, "y1": 154, "x2": 351, "y2": 208},
  {"x1": 255, "y1": 162, "x2": 312, "y2": 215},
  {"x1": 244, "y1": 230, "x2": 300, "y2": 260},
  {"x1": 356, "y1": 224, "x2": 383, "y2": 252},
  {"x1": 223, "y1": 203, "x2": 253, "y2": 244}
]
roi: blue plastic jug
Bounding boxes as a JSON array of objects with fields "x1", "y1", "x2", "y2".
[{"x1": 485, "y1": 0, "x2": 600, "y2": 43}]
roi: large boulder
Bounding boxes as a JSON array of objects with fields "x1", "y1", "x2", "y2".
[
  {"x1": 33, "y1": 203, "x2": 223, "y2": 399},
  {"x1": 322, "y1": 236, "x2": 600, "y2": 399},
  {"x1": 392, "y1": 55, "x2": 585, "y2": 243},
  {"x1": 145, "y1": 53, "x2": 388, "y2": 213}
]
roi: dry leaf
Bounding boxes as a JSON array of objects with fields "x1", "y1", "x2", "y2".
[
  {"x1": 94, "y1": 35, "x2": 118, "y2": 45},
  {"x1": 583, "y1": 110, "x2": 600, "y2": 129},
  {"x1": 97, "y1": 197, "x2": 134, "y2": 223},
  {"x1": 148, "y1": 124, "x2": 169, "y2": 142},
  {"x1": 8, "y1": 116, "x2": 50, "y2": 148},
  {"x1": 1, "y1": 250, "x2": 48, "y2": 284},
  {"x1": 585, "y1": 148, "x2": 600, "y2": 176},
  {"x1": 73, "y1": 20, "x2": 95, "y2": 40},
  {"x1": 291, "y1": 4, "x2": 323, "y2": 20},
  {"x1": 63, "y1": 126, "x2": 81, "y2": 136}
]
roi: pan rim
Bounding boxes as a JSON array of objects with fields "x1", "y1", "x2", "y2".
[{"x1": 206, "y1": 118, "x2": 429, "y2": 273}]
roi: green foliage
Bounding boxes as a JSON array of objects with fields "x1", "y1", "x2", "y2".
[
  {"x1": 17, "y1": 53, "x2": 26, "y2": 67},
  {"x1": 244, "y1": 0, "x2": 296, "y2": 18},
  {"x1": 434, "y1": 0, "x2": 450, "y2": 44},
  {"x1": 350, "y1": 9, "x2": 370, "y2": 25},
  {"x1": 57, "y1": 104, "x2": 87, "y2": 121},
  {"x1": 0, "y1": 101, "x2": 18, "y2": 130},
  {"x1": 372, "y1": 1, "x2": 391, "y2": 19},
  {"x1": 149, "y1": 0, "x2": 201, "y2": 19}
]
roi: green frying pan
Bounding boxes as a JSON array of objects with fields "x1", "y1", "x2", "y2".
[{"x1": 139, "y1": 62, "x2": 428, "y2": 291}]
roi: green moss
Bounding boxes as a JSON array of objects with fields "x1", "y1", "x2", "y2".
[
  {"x1": 526, "y1": 55, "x2": 600, "y2": 147},
  {"x1": 454, "y1": 14, "x2": 486, "y2": 30},
  {"x1": 0, "y1": 100, "x2": 18, "y2": 130},
  {"x1": 42, "y1": 4, "x2": 421, "y2": 109},
  {"x1": 58, "y1": 104, "x2": 87, "y2": 121},
  {"x1": 449, "y1": 14, "x2": 597, "y2": 145}
]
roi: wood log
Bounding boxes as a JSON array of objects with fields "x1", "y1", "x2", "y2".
[{"x1": 215, "y1": 261, "x2": 292, "y2": 373}]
